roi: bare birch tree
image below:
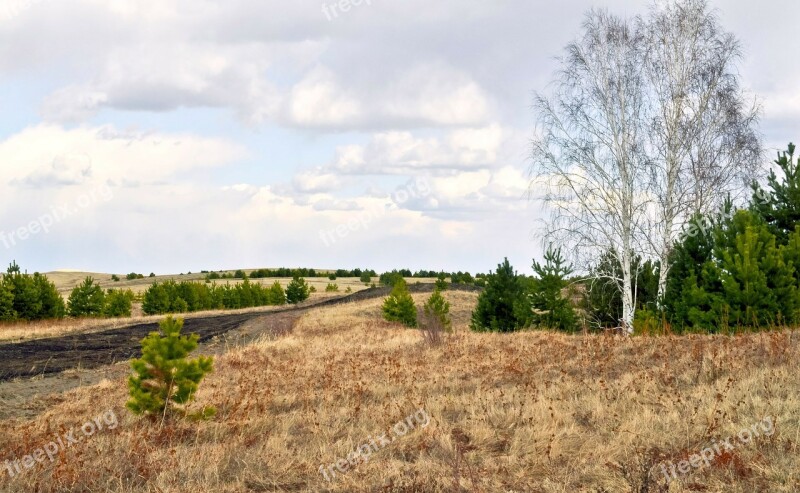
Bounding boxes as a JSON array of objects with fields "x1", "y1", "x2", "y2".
[
  {"x1": 532, "y1": 10, "x2": 650, "y2": 333},
  {"x1": 641, "y1": 0, "x2": 761, "y2": 301},
  {"x1": 532, "y1": 1, "x2": 761, "y2": 331}
]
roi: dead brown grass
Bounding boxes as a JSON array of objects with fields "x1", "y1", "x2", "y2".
[{"x1": 0, "y1": 291, "x2": 798, "y2": 492}]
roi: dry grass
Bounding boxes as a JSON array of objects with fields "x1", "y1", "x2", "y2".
[
  {"x1": 45, "y1": 270, "x2": 409, "y2": 296},
  {"x1": 1, "y1": 291, "x2": 798, "y2": 492}
]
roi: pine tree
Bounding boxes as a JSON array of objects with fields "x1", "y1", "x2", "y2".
[
  {"x1": 104, "y1": 289, "x2": 134, "y2": 318},
  {"x1": 127, "y1": 316, "x2": 215, "y2": 420},
  {"x1": 268, "y1": 281, "x2": 286, "y2": 305},
  {"x1": 435, "y1": 273, "x2": 448, "y2": 291},
  {"x1": 7, "y1": 263, "x2": 42, "y2": 320},
  {"x1": 238, "y1": 276, "x2": 255, "y2": 307},
  {"x1": 379, "y1": 271, "x2": 404, "y2": 287},
  {"x1": 0, "y1": 276, "x2": 15, "y2": 321},
  {"x1": 286, "y1": 276, "x2": 310, "y2": 304},
  {"x1": 663, "y1": 212, "x2": 720, "y2": 331},
  {"x1": 715, "y1": 211, "x2": 799, "y2": 327},
  {"x1": 423, "y1": 288, "x2": 451, "y2": 332},
  {"x1": 143, "y1": 282, "x2": 171, "y2": 315},
  {"x1": 752, "y1": 143, "x2": 800, "y2": 242},
  {"x1": 470, "y1": 258, "x2": 531, "y2": 332},
  {"x1": 530, "y1": 246, "x2": 577, "y2": 332},
  {"x1": 67, "y1": 277, "x2": 105, "y2": 317},
  {"x1": 382, "y1": 278, "x2": 417, "y2": 327},
  {"x1": 667, "y1": 210, "x2": 800, "y2": 331},
  {"x1": 172, "y1": 297, "x2": 189, "y2": 313},
  {"x1": 34, "y1": 273, "x2": 66, "y2": 319}
]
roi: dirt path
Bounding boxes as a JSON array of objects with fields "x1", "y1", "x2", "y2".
[{"x1": 0, "y1": 310, "x2": 302, "y2": 421}]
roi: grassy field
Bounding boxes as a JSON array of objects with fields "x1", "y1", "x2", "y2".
[
  {"x1": 0, "y1": 271, "x2": 418, "y2": 343},
  {"x1": 0, "y1": 290, "x2": 797, "y2": 492},
  {"x1": 43, "y1": 270, "x2": 388, "y2": 296}
]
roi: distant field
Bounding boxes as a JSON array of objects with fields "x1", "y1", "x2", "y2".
[
  {"x1": 44, "y1": 269, "x2": 427, "y2": 295},
  {"x1": 0, "y1": 274, "x2": 439, "y2": 343}
]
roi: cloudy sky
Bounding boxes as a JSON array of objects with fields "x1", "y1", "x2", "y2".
[{"x1": 0, "y1": 0, "x2": 798, "y2": 275}]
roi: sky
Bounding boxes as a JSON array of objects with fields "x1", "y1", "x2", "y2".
[{"x1": 0, "y1": 0, "x2": 798, "y2": 276}]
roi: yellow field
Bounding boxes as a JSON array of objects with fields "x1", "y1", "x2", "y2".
[
  {"x1": 0, "y1": 291, "x2": 797, "y2": 492},
  {"x1": 0, "y1": 272, "x2": 392, "y2": 343},
  {"x1": 43, "y1": 270, "x2": 383, "y2": 296}
]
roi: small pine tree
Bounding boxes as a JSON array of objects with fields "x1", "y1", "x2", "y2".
[
  {"x1": 142, "y1": 282, "x2": 171, "y2": 315},
  {"x1": 751, "y1": 143, "x2": 800, "y2": 242},
  {"x1": 470, "y1": 258, "x2": 530, "y2": 332},
  {"x1": 328, "y1": 274, "x2": 337, "y2": 281},
  {"x1": 325, "y1": 283, "x2": 339, "y2": 292},
  {"x1": 530, "y1": 246, "x2": 577, "y2": 332},
  {"x1": 172, "y1": 297, "x2": 189, "y2": 313},
  {"x1": 34, "y1": 273, "x2": 66, "y2": 319},
  {"x1": 435, "y1": 273, "x2": 448, "y2": 291},
  {"x1": 127, "y1": 317, "x2": 215, "y2": 420},
  {"x1": 286, "y1": 276, "x2": 310, "y2": 304},
  {"x1": 715, "y1": 211, "x2": 799, "y2": 327},
  {"x1": 0, "y1": 277, "x2": 15, "y2": 321},
  {"x1": 104, "y1": 289, "x2": 134, "y2": 317},
  {"x1": 360, "y1": 272, "x2": 372, "y2": 284},
  {"x1": 68, "y1": 277, "x2": 106, "y2": 317},
  {"x1": 423, "y1": 289, "x2": 452, "y2": 332},
  {"x1": 268, "y1": 281, "x2": 286, "y2": 305},
  {"x1": 382, "y1": 279, "x2": 417, "y2": 327},
  {"x1": 7, "y1": 263, "x2": 42, "y2": 321},
  {"x1": 379, "y1": 271, "x2": 404, "y2": 287}
]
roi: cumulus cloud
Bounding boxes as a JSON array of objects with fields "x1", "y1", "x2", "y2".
[
  {"x1": 3, "y1": 0, "x2": 795, "y2": 274},
  {"x1": 14, "y1": 153, "x2": 94, "y2": 188},
  {"x1": 0, "y1": 124, "x2": 248, "y2": 186},
  {"x1": 325, "y1": 124, "x2": 514, "y2": 175}
]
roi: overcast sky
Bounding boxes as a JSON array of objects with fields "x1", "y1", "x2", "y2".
[{"x1": 0, "y1": 0, "x2": 798, "y2": 275}]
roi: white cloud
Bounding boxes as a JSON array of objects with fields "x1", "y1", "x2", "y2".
[
  {"x1": 0, "y1": 124, "x2": 248, "y2": 189},
  {"x1": 292, "y1": 167, "x2": 344, "y2": 193},
  {"x1": 326, "y1": 124, "x2": 517, "y2": 174}
]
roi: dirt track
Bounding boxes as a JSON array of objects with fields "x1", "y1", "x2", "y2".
[{"x1": 0, "y1": 284, "x2": 479, "y2": 381}]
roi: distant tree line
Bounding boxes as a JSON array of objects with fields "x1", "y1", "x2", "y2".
[
  {"x1": 0, "y1": 265, "x2": 139, "y2": 322},
  {"x1": 142, "y1": 276, "x2": 312, "y2": 315},
  {"x1": 379, "y1": 270, "x2": 485, "y2": 288},
  {"x1": 143, "y1": 278, "x2": 286, "y2": 314}
]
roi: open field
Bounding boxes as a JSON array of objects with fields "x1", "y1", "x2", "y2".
[
  {"x1": 1, "y1": 290, "x2": 797, "y2": 492},
  {"x1": 43, "y1": 270, "x2": 392, "y2": 296},
  {"x1": 0, "y1": 285, "x2": 462, "y2": 379},
  {"x1": 0, "y1": 292, "x2": 347, "y2": 344}
]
